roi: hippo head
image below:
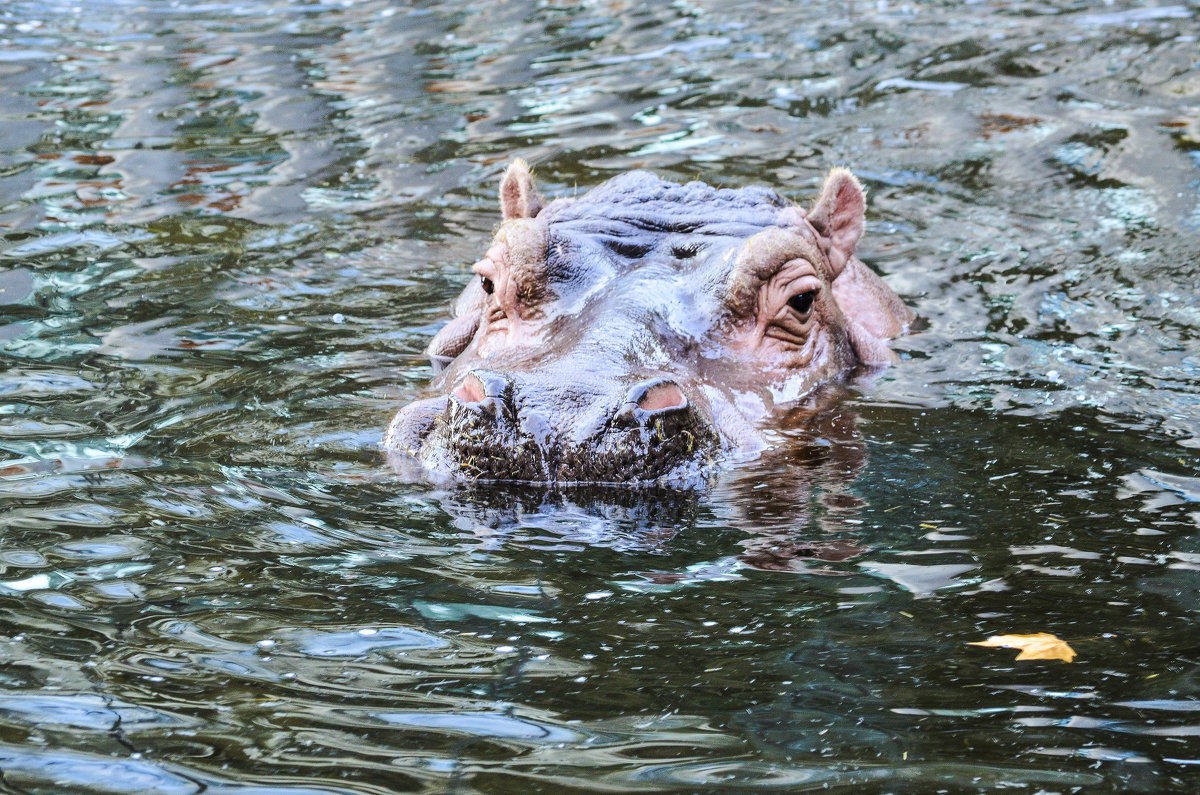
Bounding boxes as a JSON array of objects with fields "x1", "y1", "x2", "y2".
[{"x1": 386, "y1": 160, "x2": 910, "y2": 487}]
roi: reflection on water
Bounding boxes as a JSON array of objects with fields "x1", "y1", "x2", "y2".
[{"x1": 1, "y1": 0, "x2": 1199, "y2": 791}]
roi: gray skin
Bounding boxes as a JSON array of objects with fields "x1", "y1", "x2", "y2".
[{"x1": 386, "y1": 159, "x2": 910, "y2": 487}]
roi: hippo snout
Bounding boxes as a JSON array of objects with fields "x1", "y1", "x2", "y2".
[
  {"x1": 388, "y1": 370, "x2": 720, "y2": 486},
  {"x1": 450, "y1": 372, "x2": 691, "y2": 431}
]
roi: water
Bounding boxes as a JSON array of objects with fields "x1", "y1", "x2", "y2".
[{"x1": 1, "y1": 0, "x2": 1198, "y2": 791}]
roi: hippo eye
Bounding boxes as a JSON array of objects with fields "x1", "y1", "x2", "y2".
[
  {"x1": 480, "y1": 276, "x2": 495, "y2": 295},
  {"x1": 787, "y1": 290, "x2": 816, "y2": 315}
]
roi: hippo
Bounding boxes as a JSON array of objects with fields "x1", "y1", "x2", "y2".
[{"x1": 386, "y1": 160, "x2": 910, "y2": 488}]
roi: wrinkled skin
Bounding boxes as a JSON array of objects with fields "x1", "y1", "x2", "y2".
[{"x1": 386, "y1": 159, "x2": 910, "y2": 487}]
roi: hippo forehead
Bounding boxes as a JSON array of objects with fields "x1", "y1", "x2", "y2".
[{"x1": 539, "y1": 170, "x2": 794, "y2": 266}]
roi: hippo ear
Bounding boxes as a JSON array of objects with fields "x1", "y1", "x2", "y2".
[
  {"x1": 499, "y1": 158, "x2": 544, "y2": 221},
  {"x1": 807, "y1": 168, "x2": 865, "y2": 279}
]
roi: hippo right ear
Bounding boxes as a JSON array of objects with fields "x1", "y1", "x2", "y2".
[
  {"x1": 807, "y1": 168, "x2": 865, "y2": 279},
  {"x1": 499, "y1": 158, "x2": 544, "y2": 221}
]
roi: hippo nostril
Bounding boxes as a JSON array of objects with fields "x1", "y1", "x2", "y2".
[
  {"x1": 452, "y1": 374, "x2": 487, "y2": 405},
  {"x1": 637, "y1": 381, "x2": 687, "y2": 413},
  {"x1": 451, "y1": 371, "x2": 514, "y2": 415},
  {"x1": 621, "y1": 378, "x2": 689, "y2": 424}
]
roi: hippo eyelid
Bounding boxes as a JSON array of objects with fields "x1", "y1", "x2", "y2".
[{"x1": 776, "y1": 274, "x2": 822, "y2": 318}]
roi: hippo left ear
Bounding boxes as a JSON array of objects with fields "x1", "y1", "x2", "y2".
[
  {"x1": 807, "y1": 168, "x2": 865, "y2": 279},
  {"x1": 499, "y1": 158, "x2": 544, "y2": 221}
]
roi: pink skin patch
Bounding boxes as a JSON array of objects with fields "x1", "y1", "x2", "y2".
[
  {"x1": 637, "y1": 381, "x2": 687, "y2": 412},
  {"x1": 453, "y1": 373, "x2": 487, "y2": 404}
]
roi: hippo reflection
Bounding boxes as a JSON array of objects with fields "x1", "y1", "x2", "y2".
[
  {"x1": 428, "y1": 398, "x2": 875, "y2": 575},
  {"x1": 387, "y1": 160, "x2": 910, "y2": 487}
]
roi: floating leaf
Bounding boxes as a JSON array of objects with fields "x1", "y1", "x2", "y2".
[{"x1": 968, "y1": 632, "x2": 1077, "y2": 662}]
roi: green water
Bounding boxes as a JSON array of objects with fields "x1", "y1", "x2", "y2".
[{"x1": 1, "y1": 0, "x2": 1199, "y2": 791}]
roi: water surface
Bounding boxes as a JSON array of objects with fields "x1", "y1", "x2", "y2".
[{"x1": 1, "y1": 0, "x2": 1199, "y2": 791}]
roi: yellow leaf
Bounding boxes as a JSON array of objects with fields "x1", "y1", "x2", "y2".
[{"x1": 968, "y1": 632, "x2": 1077, "y2": 662}]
